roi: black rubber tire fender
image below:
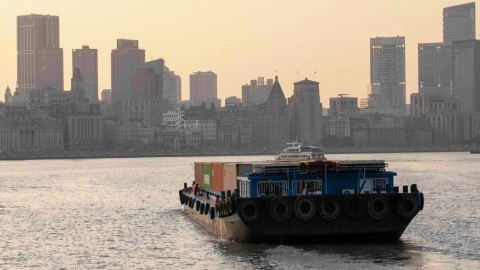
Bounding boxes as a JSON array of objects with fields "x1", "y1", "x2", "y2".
[
  {"x1": 210, "y1": 206, "x2": 216, "y2": 219},
  {"x1": 238, "y1": 199, "x2": 260, "y2": 223},
  {"x1": 343, "y1": 195, "x2": 366, "y2": 220},
  {"x1": 179, "y1": 190, "x2": 184, "y2": 205},
  {"x1": 418, "y1": 193, "x2": 424, "y2": 210},
  {"x1": 367, "y1": 196, "x2": 390, "y2": 220},
  {"x1": 396, "y1": 195, "x2": 420, "y2": 219},
  {"x1": 269, "y1": 197, "x2": 293, "y2": 222},
  {"x1": 229, "y1": 195, "x2": 237, "y2": 214},
  {"x1": 204, "y1": 203, "x2": 210, "y2": 215},
  {"x1": 215, "y1": 201, "x2": 222, "y2": 218},
  {"x1": 200, "y1": 202, "x2": 205, "y2": 215},
  {"x1": 318, "y1": 197, "x2": 341, "y2": 221},
  {"x1": 294, "y1": 195, "x2": 316, "y2": 221}
]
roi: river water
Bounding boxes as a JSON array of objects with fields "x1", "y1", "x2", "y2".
[{"x1": 0, "y1": 152, "x2": 479, "y2": 269}]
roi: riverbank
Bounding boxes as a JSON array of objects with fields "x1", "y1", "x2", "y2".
[{"x1": 0, "y1": 146, "x2": 472, "y2": 161}]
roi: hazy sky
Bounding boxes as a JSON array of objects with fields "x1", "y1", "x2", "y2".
[{"x1": 0, "y1": 0, "x2": 476, "y2": 105}]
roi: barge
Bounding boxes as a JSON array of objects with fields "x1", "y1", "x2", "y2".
[{"x1": 179, "y1": 153, "x2": 424, "y2": 243}]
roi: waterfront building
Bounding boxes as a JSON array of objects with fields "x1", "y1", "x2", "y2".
[
  {"x1": 190, "y1": 71, "x2": 217, "y2": 101},
  {"x1": 72, "y1": 46, "x2": 98, "y2": 101},
  {"x1": 216, "y1": 104, "x2": 252, "y2": 148},
  {"x1": 111, "y1": 39, "x2": 145, "y2": 103},
  {"x1": 225, "y1": 96, "x2": 242, "y2": 106},
  {"x1": 403, "y1": 116, "x2": 433, "y2": 147},
  {"x1": 114, "y1": 118, "x2": 155, "y2": 150},
  {"x1": 249, "y1": 76, "x2": 289, "y2": 150},
  {"x1": 242, "y1": 77, "x2": 274, "y2": 106},
  {"x1": 288, "y1": 78, "x2": 323, "y2": 145},
  {"x1": 443, "y1": 2, "x2": 475, "y2": 43},
  {"x1": 17, "y1": 14, "x2": 63, "y2": 96},
  {"x1": 0, "y1": 91, "x2": 63, "y2": 152},
  {"x1": 130, "y1": 68, "x2": 160, "y2": 100},
  {"x1": 366, "y1": 115, "x2": 405, "y2": 147},
  {"x1": 29, "y1": 87, "x2": 102, "y2": 151},
  {"x1": 323, "y1": 117, "x2": 350, "y2": 138},
  {"x1": 370, "y1": 36, "x2": 406, "y2": 114},
  {"x1": 452, "y1": 40, "x2": 480, "y2": 113},
  {"x1": 350, "y1": 117, "x2": 369, "y2": 147},
  {"x1": 116, "y1": 98, "x2": 173, "y2": 127},
  {"x1": 329, "y1": 95, "x2": 359, "y2": 117}
]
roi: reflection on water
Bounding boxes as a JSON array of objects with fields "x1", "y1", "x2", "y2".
[{"x1": 1, "y1": 153, "x2": 480, "y2": 269}]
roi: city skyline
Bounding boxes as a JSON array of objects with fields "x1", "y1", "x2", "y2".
[{"x1": 0, "y1": 0, "x2": 478, "y2": 105}]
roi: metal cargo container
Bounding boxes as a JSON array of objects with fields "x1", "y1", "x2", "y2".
[
  {"x1": 236, "y1": 163, "x2": 253, "y2": 177},
  {"x1": 223, "y1": 163, "x2": 237, "y2": 192},
  {"x1": 211, "y1": 162, "x2": 224, "y2": 192},
  {"x1": 202, "y1": 162, "x2": 212, "y2": 190},
  {"x1": 194, "y1": 162, "x2": 203, "y2": 187}
]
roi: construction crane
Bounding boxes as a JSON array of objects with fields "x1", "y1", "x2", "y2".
[{"x1": 338, "y1": 94, "x2": 350, "y2": 98}]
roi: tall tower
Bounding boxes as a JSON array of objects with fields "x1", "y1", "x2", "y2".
[
  {"x1": 17, "y1": 14, "x2": 64, "y2": 96},
  {"x1": 111, "y1": 39, "x2": 145, "y2": 103},
  {"x1": 370, "y1": 36, "x2": 406, "y2": 114},
  {"x1": 72, "y1": 46, "x2": 98, "y2": 101},
  {"x1": 71, "y1": 67, "x2": 85, "y2": 101},
  {"x1": 5, "y1": 86, "x2": 11, "y2": 105},
  {"x1": 443, "y1": 2, "x2": 475, "y2": 43},
  {"x1": 288, "y1": 78, "x2": 323, "y2": 144},
  {"x1": 189, "y1": 71, "x2": 217, "y2": 100}
]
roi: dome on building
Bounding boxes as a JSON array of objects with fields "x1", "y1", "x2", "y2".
[{"x1": 8, "y1": 91, "x2": 29, "y2": 107}]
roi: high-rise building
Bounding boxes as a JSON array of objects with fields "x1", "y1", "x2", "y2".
[
  {"x1": 17, "y1": 14, "x2": 64, "y2": 96},
  {"x1": 452, "y1": 40, "x2": 480, "y2": 113},
  {"x1": 72, "y1": 45, "x2": 98, "y2": 101},
  {"x1": 190, "y1": 71, "x2": 217, "y2": 100},
  {"x1": 288, "y1": 78, "x2": 323, "y2": 144},
  {"x1": 443, "y1": 2, "x2": 475, "y2": 43},
  {"x1": 418, "y1": 43, "x2": 453, "y2": 96},
  {"x1": 101, "y1": 89, "x2": 112, "y2": 106},
  {"x1": 242, "y1": 77, "x2": 274, "y2": 105},
  {"x1": 370, "y1": 36, "x2": 406, "y2": 114},
  {"x1": 163, "y1": 65, "x2": 181, "y2": 105},
  {"x1": 71, "y1": 67, "x2": 85, "y2": 101},
  {"x1": 111, "y1": 39, "x2": 145, "y2": 103}
]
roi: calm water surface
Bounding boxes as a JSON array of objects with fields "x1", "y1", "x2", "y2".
[{"x1": 1, "y1": 152, "x2": 480, "y2": 269}]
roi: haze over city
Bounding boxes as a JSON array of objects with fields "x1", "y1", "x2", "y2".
[{"x1": 0, "y1": 0, "x2": 476, "y2": 103}]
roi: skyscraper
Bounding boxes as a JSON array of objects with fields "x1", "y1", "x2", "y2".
[
  {"x1": 163, "y1": 66, "x2": 181, "y2": 105},
  {"x1": 242, "y1": 77, "x2": 274, "y2": 106},
  {"x1": 17, "y1": 14, "x2": 64, "y2": 96},
  {"x1": 72, "y1": 45, "x2": 98, "y2": 101},
  {"x1": 453, "y1": 40, "x2": 480, "y2": 113},
  {"x1": 370, "y1": 36, "x2": 406, "y2": 114},
  {"x1": 418, "y1": 43, "x2": 453, "y2": 96},
  {"x1": 443, "y1": 2, "x2": 475, "y2": 43},
  {"x1": 111, "y1": 39, "x2": 145, "y2": 103},
  {"x1": 190, "y1": 71, "x2": 217, "y2": 100}
]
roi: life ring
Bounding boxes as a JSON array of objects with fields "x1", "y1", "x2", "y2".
[
  {"x1": 269, "y1": 197, "x2": 293, "y2": 222},
  {"x1": 238, "y1": 199, "x2": 260, "y2": 223},
  {"x1": 294, "y1": 196, "x2": 316, "y2": 221},
  {"x1": 396, "y1": 195, "x2": 419, "y2": 219},
  {"x1": 318, "y1": 197, "x2": 340, "y2": 221},
  {"x1": 205, "y1": 203, "x2": 210, "y2": 215},
  {"x1": 367, "y1": 196, "x2": 390, "y2": 220},
  {"x1": 343, "y1": 195, "x2": 366, "y2": 220},
  {"x1": 200, "y1": 202, "x2": 205, "y2": 214},
  {"x1": 210, "y1": 206, "x2": 216, "y2": 219}
]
